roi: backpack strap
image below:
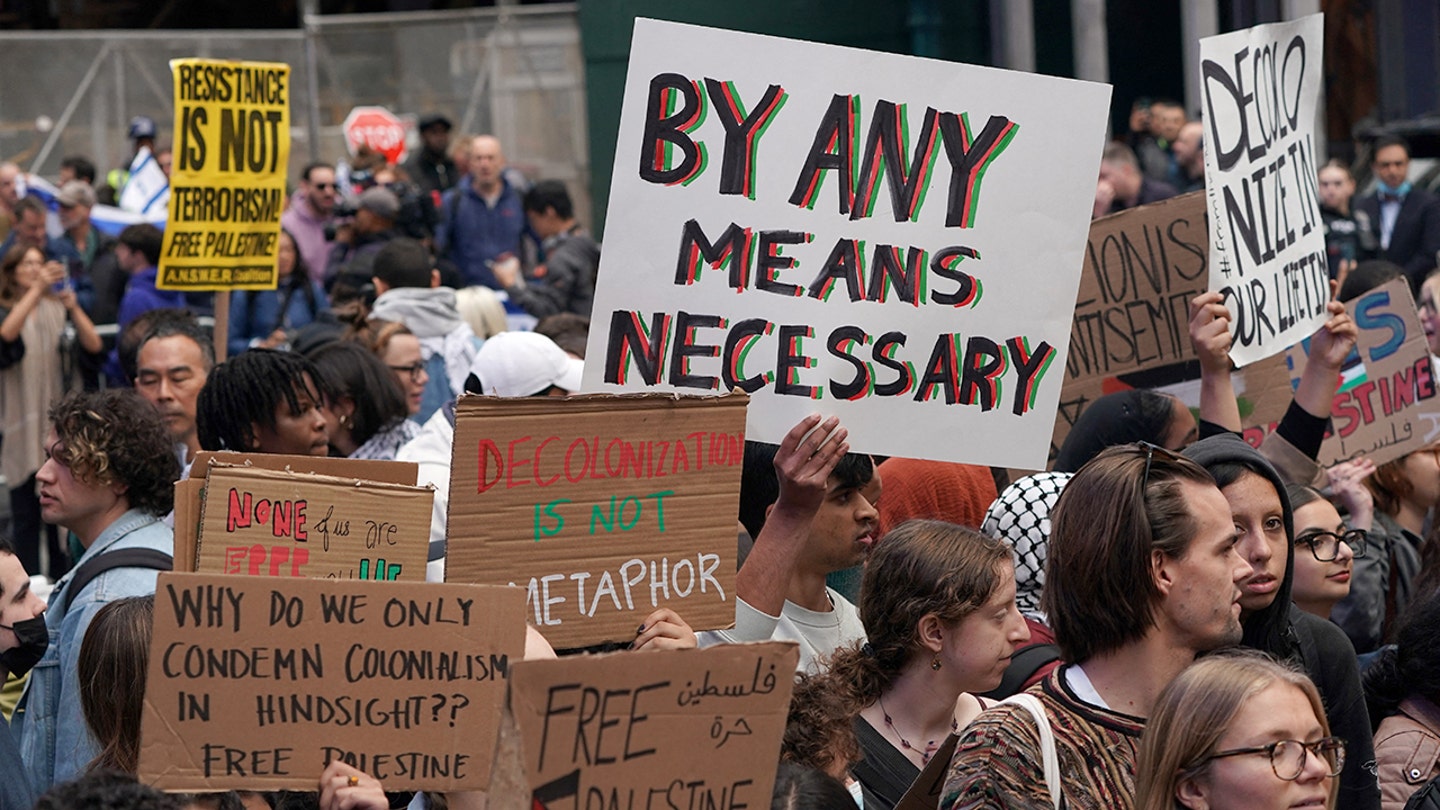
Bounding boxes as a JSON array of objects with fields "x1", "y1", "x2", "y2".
[
  {"x1": 1001, "y1": 693, "x2": 1062, "y2": 810},
  {"x1": 58, "y1": 548, "x2": 173, "y2": 613},
  {"x1": 981, "y1": 643, "x2": 1062, "y2": 700}
]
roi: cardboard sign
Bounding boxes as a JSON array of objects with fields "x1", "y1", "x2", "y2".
[
  {"x1": 138, "y1": 572, "x2": 526, "y2": 791},
  {"x1": 160, "y1": 58, "x2": 290, "y2": 291},
  {"x1": 582, "y1": 18, "x2": 1111, "y2": 469},
  {"x1": 894, "y1": 733, "x2": 959, "y2": 810},
  {"x1": 445, "y1": 393, "x2": 747, "y2": 648},
  {"x1": 175, "y1": 453, "x2": 420, "y2": 575},
  {"x1": 196, "y1": 465, "x2": 433, "y2": 582},
  {"x1": 1201, "y1": 14, "x2": 1328, "y2": 365},
  {"x1": 1284, "y1": 278, "x2": 1440, "y2": 466},
  {"x1": 194, "y1": 451, "x2": 419, "y2": 485},
  {"x1": 1051, "y1": 193, "x2": 1293, "y2": 466},
  {"x1": 508, "y1": 641, "x2": 797, "y2": 807},
  {"x1": 1069, "y1": 193, "x2": 1209, "y2": 381}
]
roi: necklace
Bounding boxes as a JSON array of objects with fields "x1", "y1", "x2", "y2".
[{"x1": 878, "y1": 695, "x2": 959, "y2": 765}]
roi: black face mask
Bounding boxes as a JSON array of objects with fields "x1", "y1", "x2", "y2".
[{"x1": 0, "y1": 615, "x2": 48, "y2": 676}]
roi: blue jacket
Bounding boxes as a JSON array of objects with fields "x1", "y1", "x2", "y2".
[
  {"x1": 438, "y1": 178, "x2": 527, "y2": 288},
  {"x1": 0, "y1": 714, "x2": 35, "y2": 810},
  {"x1": 116, "y1": 265, "x2": 187, "y2": 331},
  {"x1": 228, "y1": 278, "x2": 328, "y2": 355},
  {"x1": 14, "y1": 510, "x2": 172, "y2": 792}
]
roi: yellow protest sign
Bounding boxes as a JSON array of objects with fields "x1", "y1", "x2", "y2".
[{"x1": 160, "y1": 59, "x2": 290, "y2": 291}]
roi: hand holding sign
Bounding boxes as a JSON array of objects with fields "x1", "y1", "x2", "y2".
[
  {"x1": 318, "y1": 760, "x2": 387, "y2": 810},
  {"x1": 1189, "y1": 291, "x2": 1235, "y2": 375},
  {"x1": 507, "y1": 642, "x2": 798, "y2": 807},
  {"x1": 1324, "y1": 459, "x2": 1376, "y2": 529},
  {"x1": 631, "y1": 607, "x2": 699, "y2": 652},
  {"x1": 1307, "y1": 301, "x2": 1358, "y2": 371},
  {"x1": 1291, "y1": 300, "x2": 1357, "y2": 428}
]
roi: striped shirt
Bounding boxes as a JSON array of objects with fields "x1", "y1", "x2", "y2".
[{"x1": 939, "y1": 665, "x2": 1145, "y2": 810}]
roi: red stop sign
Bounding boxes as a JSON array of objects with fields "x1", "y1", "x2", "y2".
[{"x1": 342, "y1": 106, "x2": 408, "y2": 165}]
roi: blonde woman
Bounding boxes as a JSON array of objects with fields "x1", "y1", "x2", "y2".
[{"x1": 1135, "y1": 651, "x2": 1342, "y2": 810}]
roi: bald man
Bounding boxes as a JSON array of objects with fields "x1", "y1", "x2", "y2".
[
  {"x1": 1171, "y1": 121, "x2": 1205, "y2": 193},
  {"x1": 0, "y1": 163, "x2": 20, "y2": 242},
  {"x1": 437, "y1": 135, "x2": 530, "y2": 289}
]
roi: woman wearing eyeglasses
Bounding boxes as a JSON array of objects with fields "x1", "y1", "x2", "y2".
[
  {"x1": 1285, "y1": 484, "x2": 1366, "y2": 620},
  {"x1": 368, "y1": 319, "x2": 428, "y2": 417},
  {"x1": 1135, "y1": 651, "x2": 1342, "y2": 810}
]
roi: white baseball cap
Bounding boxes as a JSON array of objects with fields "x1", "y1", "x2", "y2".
[{"x1": 469, "y1": 331, "x2": 584, "y2": 397}]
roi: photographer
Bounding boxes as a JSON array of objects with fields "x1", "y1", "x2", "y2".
[{"x1": 323, "y1": 185, "x2": 402, "y2": 285}]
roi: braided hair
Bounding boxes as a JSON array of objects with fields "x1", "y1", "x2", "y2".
[{"x1": 196, "y1": 349, "x2": 328, "y2": 452}]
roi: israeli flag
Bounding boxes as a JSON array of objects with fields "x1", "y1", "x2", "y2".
[
  {"x1": 24, "y1": 173, "x2": 165, "y2": 237},
  {"x1": 118, "y1": 147, "x2": 169, "y2": 216}
]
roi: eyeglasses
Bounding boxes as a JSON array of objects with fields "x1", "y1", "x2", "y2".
[
  {"x1": 1203, "y1": 737, "x2": 1346, "y2": 781},
  {"x1": 312, "y1": 182, "x2": 337, "y2": 190},
  {"x1": 388, "y1": 362, "x2": 427, "y2": 383},
  {"x1": 1295, "y1": 529, "x2": 1367, "y2": 561}
]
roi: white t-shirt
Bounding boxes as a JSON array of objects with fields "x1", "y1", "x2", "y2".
[{"x1": 697, "y1": 588, "x2": 865, "y2": 672}]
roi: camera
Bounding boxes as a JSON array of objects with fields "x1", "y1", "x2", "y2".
[{"x1": 51, "y1": 258, "x2": 80, "y2": 294}]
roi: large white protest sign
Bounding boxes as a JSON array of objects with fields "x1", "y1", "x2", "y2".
[
  {"x1": 1201, "y1": 14, "x2": 1327, "y2": 366},
  {"x1": 581, "y1": 19, "x2": 1110, "y2": 469}
]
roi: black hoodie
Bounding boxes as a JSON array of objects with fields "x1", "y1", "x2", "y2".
[{"x1": 1185, "y1": 433, "x2": 1379, "y2": 810}]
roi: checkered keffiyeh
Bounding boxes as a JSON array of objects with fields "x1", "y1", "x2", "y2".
[{"x1": 981, "y1": 472, "x2": 1072, "y2": 621}]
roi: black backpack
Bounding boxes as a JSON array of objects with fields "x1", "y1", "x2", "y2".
[{"x1": 1408, "y1": 775, "x2": 1440, "y2": 810}]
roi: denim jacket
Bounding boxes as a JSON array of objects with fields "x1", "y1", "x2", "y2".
[{"x1": 14, "y1": 509, "x2": 171, "y2": 792}]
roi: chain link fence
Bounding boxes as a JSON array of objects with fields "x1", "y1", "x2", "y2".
[{"x1": 0, "y1": 4, "x2": 590, "y2": 223}]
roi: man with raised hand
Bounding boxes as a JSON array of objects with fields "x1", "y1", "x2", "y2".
[{"x1": 698, "y1": 414, "x2": 881, "y2": 672}]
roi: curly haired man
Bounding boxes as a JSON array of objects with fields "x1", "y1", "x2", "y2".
[{"x1": 13, "y1": 389, "x2": 178, "y2": 792}]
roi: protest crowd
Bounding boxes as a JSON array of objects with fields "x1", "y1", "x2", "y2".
[{"x1": 1, "y1": 14, "x2": 1440, "y2": 810}]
